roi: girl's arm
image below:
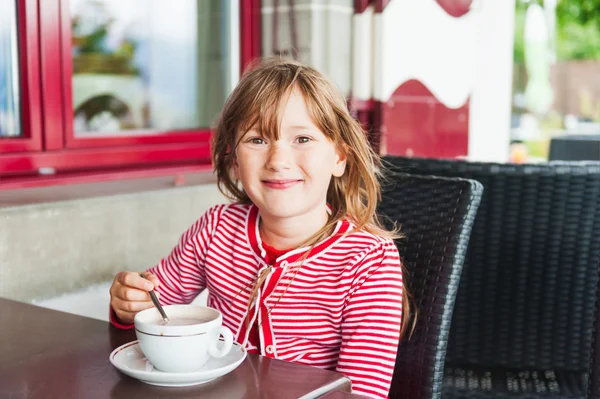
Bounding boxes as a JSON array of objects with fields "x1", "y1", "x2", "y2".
[
  {"x1": 110, "y1": 205, "x2": 224, "y2": 328},
  {"x1": 336, "y1": 240, "x2": 403, "y2": 399}
]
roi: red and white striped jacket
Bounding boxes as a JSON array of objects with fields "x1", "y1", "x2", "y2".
[{"x1": 130, "y1": 203, "x2": 403, "y2": 398}]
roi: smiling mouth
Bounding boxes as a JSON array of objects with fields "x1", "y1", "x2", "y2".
[{"x1": 261, "y1": 179, "x2": 303, "y2": 189}]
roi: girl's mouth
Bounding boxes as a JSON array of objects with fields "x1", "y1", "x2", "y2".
[{"x1": 261, "y1": 179, "x2": 303, "y2": 189}]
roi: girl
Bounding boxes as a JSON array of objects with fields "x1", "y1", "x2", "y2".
[{"x1": 109, "y1": 58, "x2": 404, "y2": 399}]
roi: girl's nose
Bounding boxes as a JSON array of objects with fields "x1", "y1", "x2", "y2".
[{"x1": 265, "y1": 144, "x2": 291, "y2": 171}]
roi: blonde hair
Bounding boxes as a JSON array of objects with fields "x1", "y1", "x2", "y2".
[{"x1": 212, "y1": 57, "x2": 413, "y2": 339}]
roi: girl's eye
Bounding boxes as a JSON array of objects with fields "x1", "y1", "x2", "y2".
[
  {"x1": 248, "y1": 137, "x2": 265, "y2": 144},
  {"x1": 296, "y1": 136, "x2": 312, "y2": 144}
]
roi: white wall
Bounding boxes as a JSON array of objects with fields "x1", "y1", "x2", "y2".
[
  {"x1": 372, "y1": 0, "x2": 517, "y2": 162},
  {"x1": 374, "y1": 0, "x2": 479, "y2": 108},
  {"x1": 1, "y1": 184, "x2": 226, "y2": 302}
]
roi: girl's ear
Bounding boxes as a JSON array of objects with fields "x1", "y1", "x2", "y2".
[{"x1": 332, "y1": 145, "x2": 347, "y2": 178}]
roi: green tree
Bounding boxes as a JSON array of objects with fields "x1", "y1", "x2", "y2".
[
  {"x1": 514, "y1": 0, "x2": 600, "y2": 61},
  {"x1": 555, "y1": 0, "x2": 600, "y2": 59},
  {"x1": 556, "y1": 0, "x2": 600, "y2": 31}
]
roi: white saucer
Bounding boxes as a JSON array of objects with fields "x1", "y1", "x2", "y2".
[{"x1": 109, "y1": 340, "x2": 247, "y2": 387}]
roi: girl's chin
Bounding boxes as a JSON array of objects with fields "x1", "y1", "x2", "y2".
[{"x1": 255, "y1": 200, "x2": 327, "y2": 220}]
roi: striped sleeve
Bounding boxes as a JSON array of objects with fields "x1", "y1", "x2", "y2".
[
  {"x1": 336, "y1": 240, "x2": 403, "y2": 399},
  {"x1": 147, "y1": 205, "x2": 223, "y2": 305}
]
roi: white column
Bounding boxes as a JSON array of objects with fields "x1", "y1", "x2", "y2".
[
  {"x1": 352, "y1": 4, "x2": 374, "y2": 101},
  {"x1": 468, "y1": 0, "x2": 516, "y2": 162}
]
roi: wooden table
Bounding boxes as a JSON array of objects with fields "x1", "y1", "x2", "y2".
[{"x1": 0, "y1": 298, "x2": 351, "y2": 398}]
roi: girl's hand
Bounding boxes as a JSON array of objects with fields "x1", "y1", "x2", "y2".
[{"x1": 110, "y1": 271, "x2": 161, "y2": 324}]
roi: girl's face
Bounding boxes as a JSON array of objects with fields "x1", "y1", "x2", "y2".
[{"x1": 234, "y1": 89, "x2": 346, "y2": 221}]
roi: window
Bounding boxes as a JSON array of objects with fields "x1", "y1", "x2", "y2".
[
  {"x1": 0, "y1": 0, "x2": 42, "y2": 156},
  {"x1": 69, "y1": 0, "x2": 231, "y2": 136},
  {"x1": 0, "y1": 0, "x2": 260, "y2": 185},
  {"x1": 0, "y1": 0, "x2": 21, "y2": 137}
]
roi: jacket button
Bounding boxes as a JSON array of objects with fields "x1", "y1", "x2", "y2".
[{"x1": 265, "y1": 345, "x2": 274, "y2": 354}]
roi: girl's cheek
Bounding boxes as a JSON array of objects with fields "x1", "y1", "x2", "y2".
[{"x1": 300, "y1": 148, "x2": 331, "y2": 166}]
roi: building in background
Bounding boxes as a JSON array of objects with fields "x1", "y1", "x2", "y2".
[
  {"x1": 261, "y1": 0, "x2": 516, "y2": 162},
  {"x1": 8, "y1": 0, "x2": 596, "y2": 188}
]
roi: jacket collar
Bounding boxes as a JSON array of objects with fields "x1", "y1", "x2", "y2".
[{"x1": 246, "y1": 204, "x2": 352, "y2": 266}]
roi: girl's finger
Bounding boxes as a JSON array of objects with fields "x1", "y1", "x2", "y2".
[
  {"x1": 141, "y1": 272, "x2": 161, "y2": 289},
  {"x1": 117, "y1": 286, "x2": 152, "y2": 302},
  {"x1": 119, "y1": 271, "x2": 154, "y2": 291}
]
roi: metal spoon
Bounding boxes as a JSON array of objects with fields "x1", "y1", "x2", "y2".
[{"x1": 140, "y1": 273, "x2": 169, "y2": 323}]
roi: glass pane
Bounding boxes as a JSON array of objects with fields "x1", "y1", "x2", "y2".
[
  {"x1": 70, "y1": 0, "x2": 232, "y2": 136},
  {"x1": 0, "y1": 0, "x2": 22, "y2": 137}
]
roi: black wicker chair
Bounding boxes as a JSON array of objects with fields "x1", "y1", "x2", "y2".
[
  {"x1": 589, "y1": 260, "x2": 600, "y2": 399},
  {"x1": 378, "y1": 173, "x2": 483, "y2": 399},
  {"x1": 383, "y1": 156, "x2": 600, "y2": 399}
]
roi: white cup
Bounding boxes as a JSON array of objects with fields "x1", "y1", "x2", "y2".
[{"x1": 134, "y1": 305, "x2": 233, "y2": 373}]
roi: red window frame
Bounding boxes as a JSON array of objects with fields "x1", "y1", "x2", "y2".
[
  {"x1": 0, "y1": 0, "x2": 261, "y2": 184},
  {"x1": 58, "y1": 0, "x2": 211, "y2": 150}
]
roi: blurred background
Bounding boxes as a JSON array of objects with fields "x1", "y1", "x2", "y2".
[
  {"x1": 3, "y1": 0, "x2": 599, "y2": 177},
  {"x1": 511, "y1": 0, "x2": 600, "y2": 161},
  {"x1": 1, "y1": 0, "x2": 599, "y2": 318}
]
